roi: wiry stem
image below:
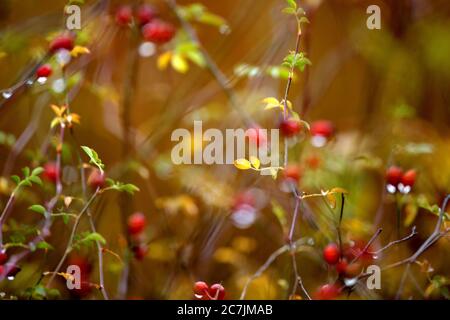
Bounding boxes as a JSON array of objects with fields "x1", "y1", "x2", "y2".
[{"x1": 46, "y1": 189, "x2": 100, "y2": 288}]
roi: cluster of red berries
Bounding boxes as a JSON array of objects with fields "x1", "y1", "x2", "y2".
[
  {"x1": 0, "y1": 250, "x2": 21, "y2": 280},
  {"x1": 193, "y1": 281, "x2": 225, "y2": 300},
  {"x1": 115, "y1": 4, "x2": 176, "y2": 44},
  {"x1": 127, "y1": 212, "x2": 148, "y2": 260},
  {"x1": 315, "y1": 241, "x2": 375, "y2": 299},
  {"x1": 385, "y1": 166, "x2": 417, "y2": 194}
]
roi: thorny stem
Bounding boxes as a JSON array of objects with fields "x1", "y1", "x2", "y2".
[
  {"x1": 46, "y1": 189, "x2": 100, "y2": 288},
  {"x1": 165, "y1": 0, "x2": 255, "y2": 128}
]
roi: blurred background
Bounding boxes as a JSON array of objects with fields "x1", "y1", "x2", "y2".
[{"x1": 0, "y1": 0, "x2": 449, "y2": 299}]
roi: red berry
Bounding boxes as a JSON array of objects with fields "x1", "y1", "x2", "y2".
[
  {"x1": 335, "y1": 258, "x2": 348, "y2": 275},
  {"x1": 232, "y1": 191, "x2": 255, "y2": 210},
  {"x1": 246, "y1": 127, "x2": 267, "y2": 148},
  {"x1": 310, "y1": 120, "x2": 334, "y2": 138},
  {"x1": 87, "y1": 168, "x2": 105, "y2": 190},
  {"x1": 127, "y1": 212, "x2": 146, "y2": 235},
  {"x1": 401, "y1": 169, "x2": 417, "y2": 187},
  {"x1": 323, "y1": 243, "x2": 340, "y2": 265},
  {"x1": 386, "y1": 166, "x2": 403, "y2": 186},
  {"x1": 136, "y1": 4, "x2": 156, "y2": 26},
  {"x1": 43, "y1": 162, "x2": 59, "y2": 183},
  {"x1": 49, "y1": 34, "x2": 74, "y2": 53},
  {"x1": 132, "y1": 244, "x2": 148, "y2": 261},
  {"x1": 305, "y1": 155, "x2": 321, "y2": 170},
  {"x1": 279, "y1": 119, "x2": 301, "y2": 137},
  {"x1": 142, "y1": 20, "x2": 176, "y2": 44},
  {"x1": 209, "y1": 283, "x2": 225, "y2": 300},
  {"x1": 315, "y1": 284, "x2": 340, "y2": 300},
  {"x1": 36, "y1": 64, "x2": 52, "y2": 78},
  {"x1": 67, "y1": 255, "x2": 92, "y2": 275},
  {"x1": 115, "y1": 5, "x2": 133, "y2": 26},
  {"x1": 4, "y1": 263, "x2": 21, "y2": 278},
  {"x1": 0, "y1": 251, "x2": 7, "y2": 264},
  {"x1": 193, "y1": 281, "x2": 209, "y2": 296},
  {"x1": 283, "y1": 165, "x2": 302, "y2": 182}
]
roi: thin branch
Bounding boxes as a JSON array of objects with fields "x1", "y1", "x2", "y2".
[
  {"x1": 369, "y1": 226, "x2": 417, "y2": 255},
  {"x1": 350, "y1": 228, "x2": 382, "y2": 264},
  {"x1": 46, "y1": 189, "x2": 100, "y2": 288}
]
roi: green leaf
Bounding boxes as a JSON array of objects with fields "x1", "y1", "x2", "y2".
[
  {"x1": 81, "y1": 146, "x2": 105, "y2": 173},
  {"x1": 11, "y1": 175, "x2": 20, "y2": 184},
  {"x1": 82, "y1": 232, "x2": 106, "y2": 245},
  {"x1": 22, "y1": 167, "x2": 30, "y2": 177},
  {"x1": 36, "y1": 241, "x2": 54, "y2": 250},
  {"x1": 29, "y1": 175, "x2": 43, "y2": 186},
  {"x1": 32, "y1": 167, "x2": 44, "y2": 176},
  {"x1": 29, "y1": 204, "x2": 46, "y2": 215},
  {"x1": 286, "y1": 0, "x2": 297, "y2": 9}
]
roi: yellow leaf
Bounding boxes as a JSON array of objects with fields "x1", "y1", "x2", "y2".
[
  {"x1": 404, "y1": 203, "x2": 418, "y2": 227},
  {"x1": 330, "y1": 187, "x2": 349, "y2": 194},
  {"x1": 171, "y1": 54, "x2": 189, "y2": 73},
  {"x1": 50, "y1": 104, "x2": 66, "y2": 117},
  {"x1": 249, "y1": 156, "x2": 260, "y2": 169},
  {"x1": 70, "y1": 45, "x2": 90, "y2": 57},
  {"x1": 157, "y1": 51, "x2": 172, "y2": 70},
  {"x1": 234, "y1": 159, "x2": 252, "y2": 170},
  {"x1": 327, "y1": 193, "x2": 337, "y2": 209},
  {"x1": 262, "y1": 97, "x2": 282, "y2": 110}
]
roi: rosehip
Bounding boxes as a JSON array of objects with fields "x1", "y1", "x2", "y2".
[
  {"x1": 279, "y1": 119, "x2": 301, "y2": 137},
  {"x1": 233, "y1": 191, "x2": 255, "y2": 208},
  {"x1": 386, "y1": 166, "x2": 403, "y2": 186},
  {"x1": 310, "y1": 120, "x2": 334, "y2": 138},
  {"x1": 283, "y1": 165, "x2": 302, "y2": 182},
  {"x1": 67, "y1": 255, "x2": 92, "y2": 275},
  {"x1": 246, "y1": 127, "x2": 267, "y2": 148},
  {"x1": 36, "y1": 64, "x2": 52, "y2": 78},
  {"x1": 132, "y1": 244, "x2": 148, "y2": 261},
  {"x1": 49, "y1": 34, "x2": 74, "y2": 53},
  {"x1": 315, "y1": 284, "x2": 340, "y2": 300},
  {"x1": 209, "y1": 283, "x2": 225, "y2": 300},
  {"x1": 43, "y1": 162, "x2": 59, "y2": 183},
  {"x1": 401, "y1": 169, "x2": 417, "y2": 188},
  {"x1": 142, "y1": 20, "x2": 176, "y2": 44},
  {"x1": 0, "y1": 250, "x2": 7, "y2": 264},
  {"x1": 115, "y1": 5, "x2": 133, "y2": 26},
  {"x1": 87, "y1": 168, "x2": 105, "y2": 190},
  {"x1": 323, "y1": 243, "x2": 340, "y2": 265},
  {"x1": 335, "y1": 258, "x2": 348, "y2": 275},
  {"x1": 127, "y1": 212, "x2": 146, "y2": 235},
  {"x1": 193, "y1": 281, "x2": 209, "y2": 296},
  {"x1": 136, "y1": 4, "x2": 156, "y2": 26},
  {"x1": 4, "y1": 263, "x2": 21, "y2": 278}
]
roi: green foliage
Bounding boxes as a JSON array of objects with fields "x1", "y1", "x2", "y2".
[
  {"x1": 28, "y1": 204, "x2": 46, "y2": 216},
  {"x1": 11, "y1": 166, "x2": 43, "y2": 190},
  {"x1": 106, "y1": 179, "x2": 140, "y2": 195},
  {"x1": 22, "y1": 285, "x2": 60, "y2": 300},
  {"x1": 282, "y1": 51, "x2": 311, "y2": 72},
  {"x1": 73, "y1": 231, "x2": 106, "y2": 250},
  {"x1": 179, "y1": 3, "x2": 229, "y2": 31},
  {"x1": 81, "y1": 146, "x2": 105, "y2": 173}
]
